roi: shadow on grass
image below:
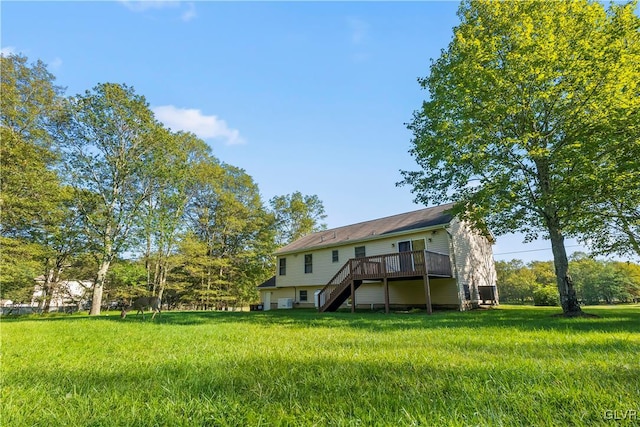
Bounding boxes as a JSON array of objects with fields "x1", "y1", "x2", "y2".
[
  {"x1": 3, "y1": 305, "x2": 639, "y2": 333},
  {"x1": 128, "y1": 304, "x2": 640, "y2": 333}
]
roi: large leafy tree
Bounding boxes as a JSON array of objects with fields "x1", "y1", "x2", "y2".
[
  {"x1": 57, "y1": 83, "x2": 159, "y2": 315},
  {"x1": 401, "y1": 0, "x2": 639, "y2": 315},
  {"x1": 0, "y1": 54, "x2": 76, "y2": 304},
  {"x1": 0, "y1": 54, "x2": 64, "y2": 237},
  {"x1": 568, "y1": 4, "x2": 640, "y2": 259},
  {"x1": 140, "y1": 129, "x2": 210, "y2": 301},
  {"x1": 269, "y1": 192, "x2": 327, "y2": 246},
  {"x1": 494, "y1": 260, "x2": 536, "y2": 303},
  {"x1": 185, "y1": 160, "x2": 275, "y2": 308}
]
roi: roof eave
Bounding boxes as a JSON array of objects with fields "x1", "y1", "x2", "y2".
[{"x1": 274, "y1": 222, "x2": 452, "y2": 257}]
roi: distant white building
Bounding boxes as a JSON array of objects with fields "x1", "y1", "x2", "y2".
[{"x1": 31, "y1": 277, "x2": 93, "y2": 312}]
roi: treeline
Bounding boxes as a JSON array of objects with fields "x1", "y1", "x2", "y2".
[
  {"x1": 1, "y1": 54, "x2": 326, "y2": 314},
  {"x1": 496, "y1": 254, "x2": 640, "y2": 306}
]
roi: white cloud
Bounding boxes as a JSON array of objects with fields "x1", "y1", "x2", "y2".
[
  {"x1": 346, "y1": 18, "x2": 371, "y2": 63},
  {"x1": 153, "y1": 105, "x2": 245, "y2": 146},
  {"x1": 181, "y1": 2, "x2": 197, "y2": 22},
  {"x1": 347, "y1": 18, "x2": 369, "y2": 45},
  {"x1": 118, "y1": 0, "x2": 180, "y2": 13},
  {"x1": 119, "y1": 0, "x2": 196, "y2": 21},
  {"x1": 1, "y1": 46, "x2": 16, "y2": 56}
]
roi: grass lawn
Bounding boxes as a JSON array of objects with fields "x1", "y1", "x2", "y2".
[{"x1": 1, "y1": 305, "x2": 639, "y2": 426}]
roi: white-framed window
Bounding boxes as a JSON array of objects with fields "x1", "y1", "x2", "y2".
[{"x1": 304, "y1": 254, "x2": 313, "y2": 274}]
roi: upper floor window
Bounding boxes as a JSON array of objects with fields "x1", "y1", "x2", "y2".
[
  {"x1": 355, "y1": 246, "x2": 366, "y2": 258},
  {"x1": 304, "y1": 254, "x2": 313, "y2": 274},
  {"x1": 279, "y1": 258, "x2": 286, "y2": 276},
  {"x1": 332, "y1": 250, "x2": 339, "y2": 263}
]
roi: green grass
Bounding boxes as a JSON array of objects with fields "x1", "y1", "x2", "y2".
[{"x1": 1, "y1": 305, "x2": 639, "y2": 426}]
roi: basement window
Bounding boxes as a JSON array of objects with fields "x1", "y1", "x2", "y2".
[{"x1": 300, "y1": 290, "x2": 308, "y2": 302}]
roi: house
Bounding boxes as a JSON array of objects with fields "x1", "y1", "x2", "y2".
[
  {"x1": 31, "y1": 277, "x2": 92, "y2": 312},
  {"x1": 258, "y1": 203, "x2": 498, "y2": 313}
]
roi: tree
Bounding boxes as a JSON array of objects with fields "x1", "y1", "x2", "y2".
[
  {"x1": 139, "y1": 129, "x2": 210, "y2": 301},
  {"x1": 269, "y1": 192, "x2": 327, "y2": 246},
  {"x1": 185, "y1": 160, "x2": 276, "y2": 309},
  {"x1": 495, "y1": 260, "x2": 536, "y2": 303},
  {"x1": 0, "y1": 53, "x2": 77, "y2": 307},
  {"x1": 613, "y1": 261, "x2": 640, "y2": 302},
  {"x1": 0, "y1": 54, "x2": 65, "y2": 238},
  {"x1": 400, "y1": 0, "x2": 639, "y2": 315},
  {"x1": 56, "y1": 83, "x2": 158, "y2": 315},
  {"x1": 570, "y1": 253, "x2": 640, "y2": 304},
  {"x1": 568, "y1": 4, "x2": 640, "y2": 259},
  {"x1": 573, "y1": 172, "x2": 640, "y2": 259},
  {"x1": 106, "y1": 259, "x2": 147, "y2": 304}
]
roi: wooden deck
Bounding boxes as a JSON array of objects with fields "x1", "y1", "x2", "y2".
[{"x1": 318, "y1": 250, "x2": 452, "y2": 313}]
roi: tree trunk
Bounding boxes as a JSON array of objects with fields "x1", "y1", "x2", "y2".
[
  {"x1": 548, "y1": 225, "x2": 582, "y2": 315},
  {"x1": 40, "y1": 266, "x2": 54, "y2": 313},
  {"x1": 89, "y1": 259, "x2": 111, "y2": 315},
  {"x1": 157, "y1": 262, "x2": 167, "y2": 304},
  {"x1": 536, "y1": 156, "x2": 582, "y2": 315}
]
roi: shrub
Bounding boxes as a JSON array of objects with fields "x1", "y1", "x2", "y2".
[{"x1": 533, "y1": 285, "x2": 559, "y2": 306}]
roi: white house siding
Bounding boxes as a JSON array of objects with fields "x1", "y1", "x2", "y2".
[
  {"x1": 259, "y1": 285, "x2": 323, "y2": 309},
  {"x1": 31, "y1": 280, "x2": 92, "y2": 311},
  {"x1": 354, "y1": 278, "x2": 459, "y2": 309},
  {"x1": 423, "y1": 229, "x2": 450, "y2": 255},
  {"x1": 449, "y1": 219, "x2": 498, "y2": 309},
  {"x1": 275, "y1": 228, "x2": 451, "y2": 290},
  {"x1": 266, "y1": 214, "x2": 496, "y2": 311}
]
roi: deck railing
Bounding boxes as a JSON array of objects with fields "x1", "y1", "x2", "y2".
[
  {"x1": 318, "y1": 250, "x2": 452, "y2": 312},
  {"x1": 318, "y1": 261, "x2": 352, "y2": 308}
]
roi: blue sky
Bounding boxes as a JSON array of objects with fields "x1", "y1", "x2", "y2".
[{"x1": 3, "y1": 1, "x2": 595, "y2": 262}]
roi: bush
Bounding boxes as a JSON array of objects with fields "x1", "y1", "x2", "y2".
[{"x1": 533, "y1": 285, "x2": 559, "y2": 306}]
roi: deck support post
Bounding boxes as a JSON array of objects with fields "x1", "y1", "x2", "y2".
[
  {"x1": 423, "y1": 251, "x2": 432, "y2": 314},
  {"x1": 350, "y1": 280, "x2": 355, "y2": 313},
  {"x1": 423, "y1": 274, "x2": 432, "y2": 315},
  {"x1": 381, "y1": 258, "x2": 389, "y2": 314},
  {"x1": 383, "y1": 277, "x2": 389, "y2": 314}
]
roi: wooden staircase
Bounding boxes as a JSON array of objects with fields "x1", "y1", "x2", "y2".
[
  {"x1": 317, "y1": 250, "x2": 452, "y2": 313},
  {"x1": 316, "y1": 261, "x2": 360, "y2": 312}
]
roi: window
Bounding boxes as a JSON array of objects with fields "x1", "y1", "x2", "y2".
[
  {"x1": 304, "y1": 254, "x2": 313, "y2": 274},
  {"x1": 398, "y1": 239, "x2": 425, "y2": 252},
  {"x1": 279, "y1": 258, "x2": 286, "y2": 276},
  {"x1": 332, "y1": 250, "x2": 339, "y2": 263},
  {"x1": 300, "y1": 290, "x2": 308, "y2": 302},
  {"x1": 463, "y1": 285, "x2": 471, "y2": 301},
  {"x1": 355, "y1": 246, "x2": 366, "y2": 258}
]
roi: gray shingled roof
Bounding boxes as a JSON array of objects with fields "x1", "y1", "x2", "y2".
[
  {"x1": 275, "y1": 203, "x2": 455, "y2": 255},
  {"x1": 257, "y1": 276, "x2": 276, "y2": 288}
]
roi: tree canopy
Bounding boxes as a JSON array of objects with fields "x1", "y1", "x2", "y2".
[
  {"x1": 1, "y1": 53, "x2": 328, "y2": 312},
  {"x1": 269, "y1": 192, "x2": 327, "y2": 246},
  {"x1": 400, "y1": 0, "x2": 640, "y2": 314}
]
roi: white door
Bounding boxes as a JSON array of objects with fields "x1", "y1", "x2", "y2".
[{"x1": 263, "y1": 292, "x2": 271, "y2": 311}]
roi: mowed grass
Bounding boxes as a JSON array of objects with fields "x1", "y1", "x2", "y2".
[{"x1": 1, "y1": 305, "x2": 639, "y2": 426}]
